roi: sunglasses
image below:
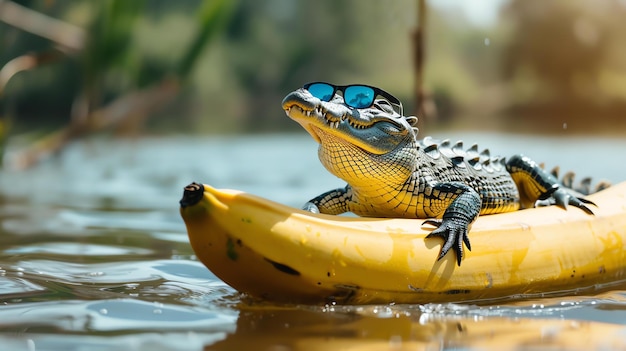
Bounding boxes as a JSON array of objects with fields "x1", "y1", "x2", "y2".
[{"x1": 303, "y1": 82, "x2": 403, "y2": 115}]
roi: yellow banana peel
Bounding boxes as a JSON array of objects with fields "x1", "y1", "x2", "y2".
[{"x1": 180, "y1": 182, "x2": 626, "y2": 304}]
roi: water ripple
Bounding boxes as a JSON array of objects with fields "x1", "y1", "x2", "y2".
[{"x1": 0, "y1": 298, "x2": 237, "y2": 332}]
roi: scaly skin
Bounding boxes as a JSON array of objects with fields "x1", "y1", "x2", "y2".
[{"x1": 282, "y1": 87, "x2": 597, "y2": 266}]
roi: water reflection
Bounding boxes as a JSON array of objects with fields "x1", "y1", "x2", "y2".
[{"x1": 210, "y1": 303, "x2": 626, "y2": 350}]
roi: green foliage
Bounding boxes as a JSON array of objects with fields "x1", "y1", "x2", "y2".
[
  {"x1": 83, "y1": 0, "x2": 144, "y2": 86},
  {"x1": 177, "y1": 0, "x2": 236, "y2": 80}
]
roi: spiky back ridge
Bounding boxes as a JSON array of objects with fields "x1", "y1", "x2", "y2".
[
  {"x1": 402, "y1": 113, "x2": 508, "y2": 176},
  {"x1": 546, "y1": 165, "x2": 611, "y2": 195},
  {"x1": 419, "y1": 136, "x2": 508, "y2": 175},
  {"x1": 415, "y1": 135, "x2": 610, "y2": 196}
]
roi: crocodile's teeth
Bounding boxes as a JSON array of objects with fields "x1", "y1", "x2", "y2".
[
  {"x1": 335, "y1": 121, "x2": 340, "y2": 129},
  {"x1": 305, "y1": 110, "x2": 311, "y2": 117}
]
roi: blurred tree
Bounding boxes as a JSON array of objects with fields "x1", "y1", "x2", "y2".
[
  {"x1": 77, "y1": 0, "x2": 143, "y2": 119},
  {"x1": 501, "y1": 0, "x2": 626, "y2": 131},
  {"x1": 6, "y1": 0, "x2": 622, "y2": 147},
  {"x1": 0, "y1": 0, "x2": 235, "y2": 168},
  {"x1": 177, "y1": 0, "x2": 233, "y2": 81},
  {"x1": 503, "y1": 1, "x2": 606, "y2": 100}
]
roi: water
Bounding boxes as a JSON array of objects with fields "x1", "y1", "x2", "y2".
[{"x1": 1, "y1": 133, "x2": 626, "y2": 350}]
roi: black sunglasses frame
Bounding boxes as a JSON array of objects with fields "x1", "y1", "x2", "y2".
[{"x1": 303, "y1": 82, "x2": 404, "y2": 115}]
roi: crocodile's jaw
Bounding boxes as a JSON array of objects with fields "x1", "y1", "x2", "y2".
[
  {"x1": 282, "y1": 89, "x2": 414, "y2": 155},
  {"x1": 313, "y1": 125, "x2": 418, "y2": 187}
]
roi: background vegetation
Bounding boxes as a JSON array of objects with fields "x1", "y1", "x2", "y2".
[{"x1": 2, "y1": 0, "x2": 626, "y2": 165}]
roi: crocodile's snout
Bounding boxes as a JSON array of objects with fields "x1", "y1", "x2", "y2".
[{"x1": 281, "y1": 89, "x2": 316, "y2": 112}]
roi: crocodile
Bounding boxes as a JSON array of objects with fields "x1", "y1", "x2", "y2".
[{"x1": 282, "y1": 82, "x2": 606, "y2": 266}]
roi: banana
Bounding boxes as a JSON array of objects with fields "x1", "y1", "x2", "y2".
[{"x1": 180, "y1": 182, "x2": 626, "y2": 304}]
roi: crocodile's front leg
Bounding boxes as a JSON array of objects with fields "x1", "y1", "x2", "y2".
[
  {"x1": 506, "y1": 155, "x2": 595, "y2": 214},
  {"x1": 303, "y1": 185, "x2": 352, "y2": 215},
  {"x1": 423, "y1": 182, "x2": 481, "y2": 266}
]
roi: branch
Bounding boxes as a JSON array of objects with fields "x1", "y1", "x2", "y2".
[
  {"x1": 0, "y1": 0, "x2": 86, "y2": 52},
  {"x1": 0, "y1": 50, "x2": 65, "y2": 96},
  {"x1": 5, "y1": 78, "x2": 180, "y2": 170}
]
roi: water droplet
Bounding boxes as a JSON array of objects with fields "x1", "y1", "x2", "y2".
[
  {"x1": 153, "y1": 309, "x2": 163, "y2": 314},
  {"x1": 484, "y1": 37, "x2": 490, "y2": 46},
  {"x1": 99, "y1": 308, "x2": 108, "y2": 315},
  {"x1": 418, "y1": 313, "x2": 430, "y2": 325},
  {"x1": 563, "y1": 122, "x2": 568, "y2": 130}
]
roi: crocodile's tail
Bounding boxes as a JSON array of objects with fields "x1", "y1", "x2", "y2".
[{"x1": 542, "y1": 165, "x2": 611, "y2": 195}]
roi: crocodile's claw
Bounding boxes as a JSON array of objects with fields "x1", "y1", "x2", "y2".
[
  {"x1": 423, "y1": 218, "x2": 472, "y2": 266},
  {"x1": 551, "y1": 188, "x2": 596, "y2": 215}
]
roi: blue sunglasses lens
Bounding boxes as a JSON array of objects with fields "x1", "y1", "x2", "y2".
[
  {"x1": 307, "y1": 83, "x2": 335, "y2": 101},
  {"x1": 344, "y1": 86, "x2": 375, "y2": 108}
]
